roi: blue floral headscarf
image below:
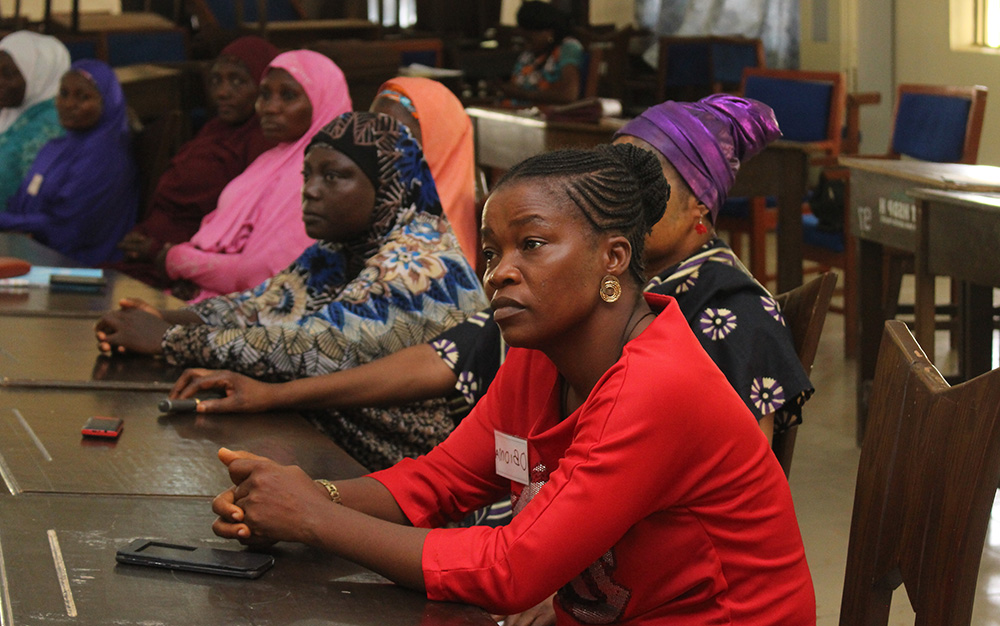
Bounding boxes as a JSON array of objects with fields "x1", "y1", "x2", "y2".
[{"x1": 177, "y1": 112, "x2": 486, "y2": 381}]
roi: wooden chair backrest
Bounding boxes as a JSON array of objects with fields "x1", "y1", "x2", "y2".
[
  {"x1": 771, "y1": 271, "x2": 837, "y2": 476},
  {"x1": 134, "y1": 109, "x2": 183, "y2": 219},
  {"x1": 840, "y1": 320, "x2": 1000, "y2": 625},
  {"x1": 887, "y1": 83, "x2": 988, "y2": 165},
  {"x1": 741, "y1": 67, "x2": 847, "y2": 159}
]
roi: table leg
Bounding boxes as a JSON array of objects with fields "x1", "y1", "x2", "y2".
[
  {"x1": 857, "y1": 237, "x2": 885, "y2": 445},
  {"x1": 913, "y1": 203, "x2": 936, "y2": 363},
  {"x1": 960, "y1": 283, "x2": 994, "y2": 379},
  {"x1": 775, "y1": 150, "x2": 808, "y2": 294}
]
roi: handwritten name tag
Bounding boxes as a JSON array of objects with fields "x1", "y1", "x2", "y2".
[{"x1": 495, "y1": 430, "x2": 529, "y2": 485}]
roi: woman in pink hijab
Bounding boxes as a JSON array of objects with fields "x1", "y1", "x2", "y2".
[{"x1": 162, "y1": 50, "x2": 351, "y2": 301}]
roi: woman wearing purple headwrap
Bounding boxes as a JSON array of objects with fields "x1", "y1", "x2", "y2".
[{"x1": 616, "y1": 93, "x2": 813, "y2": 440}]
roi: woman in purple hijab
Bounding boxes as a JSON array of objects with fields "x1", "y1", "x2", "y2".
[{"x1": 0, "y1": 59, "x2": 138, "y2": 265}]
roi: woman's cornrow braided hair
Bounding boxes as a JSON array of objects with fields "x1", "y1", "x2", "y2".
[{"x1": 495, "y1": 143, "x2": 669, "y2": 284}]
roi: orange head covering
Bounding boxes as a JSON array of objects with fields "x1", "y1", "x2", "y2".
[{"x1": 375, "y1": 77, "x2": 478, "y2": 264}]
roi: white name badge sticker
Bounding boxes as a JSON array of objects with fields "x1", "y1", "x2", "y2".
[
  {"x1": 26, "y1": 174, "x2": 43, "y2": 197},
  {"x1": 495, "y1": 430, "x2": 529, "y2": 485}
]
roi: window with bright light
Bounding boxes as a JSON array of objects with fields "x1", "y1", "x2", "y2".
[
  {"x1": 978, "y1": 0, "x2": 1000, "y2": 47},
  {"x1": 367, "y1": 0, "x2": 416, "y2": 28}
]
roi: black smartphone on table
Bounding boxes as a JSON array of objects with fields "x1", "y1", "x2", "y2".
[
  {"x1": 116, "y1": 539, "x2": 274, "y2": 579},
  {"x1": 81, "y1": 416, "x2": 123, "y2": 438}
]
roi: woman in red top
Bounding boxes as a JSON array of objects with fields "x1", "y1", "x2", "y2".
[{"x1": 211, "y1": 144, "x2": 815, "y2": 625}]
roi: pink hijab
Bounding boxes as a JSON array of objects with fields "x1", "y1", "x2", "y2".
[{"x1": 165, "y1": 50, "x2": 352, "y2": 300}]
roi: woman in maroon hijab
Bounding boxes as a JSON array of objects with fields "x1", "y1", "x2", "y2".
[{"x1": 110, "y1": 36, "x2": 278, "y2": 288}]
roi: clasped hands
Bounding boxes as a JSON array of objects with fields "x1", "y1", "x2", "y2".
[
  {"x1": 94, "y1": 297, "x2": 171, "y2": 355},
  {"x1": 212, "y1": 447, "x2": 335, "y2": 546}
]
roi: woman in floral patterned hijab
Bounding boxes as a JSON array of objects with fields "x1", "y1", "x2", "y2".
[{"x1": 95, "y1": 111, "x2": 486, "y2": 385}]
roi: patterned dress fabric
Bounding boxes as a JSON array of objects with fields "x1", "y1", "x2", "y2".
[
  {"x1": 432, "y1": 238, "x2": 811, "y2": 433},
  {"x1": 644, "y1": 237, "x2": 812, "y2": 430},
  {"x1": 161, "y1": 113, "x2": 486, "y2": 396},
  {"x1": 511, "y1": 38, "x2": 584, "y2": 95}
]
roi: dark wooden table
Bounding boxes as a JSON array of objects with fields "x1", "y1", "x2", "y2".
[
  {"x1": 0, "y1": 234, "x2": 181, "y2": 318},
  {"x1": 466, "y1": 106, "x2": 627, "y2": 171},
  {"x1": 0, "y1": 387, "x2": 365, "y2": 497},
  {"x1": 0, "y1": 316, "x2": 183, "y2": 388},
  {"x1": 728, "y1": 141, "x2": 811, "y2": 293},
  {"x1": 908, "y1": 187, "x2": 1000, "y2": 377},
  {"x1": 0, "y1": 494, "x2": 490, "y2": 626},
  {"x1": 845, "y1": 157, "x2": 1000, "y2": 443},
  {"x1": 0, "y1": 236, "x2": 492, "y2": 626}
]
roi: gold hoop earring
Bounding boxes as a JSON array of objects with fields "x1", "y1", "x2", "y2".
[{"x1": 600, "y1": 275, "x2": 621, "y2": 303}]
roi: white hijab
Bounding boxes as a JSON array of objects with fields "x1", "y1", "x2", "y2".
[{"x1": 0, "y1": 31, "x2": 70, "y2": 134}]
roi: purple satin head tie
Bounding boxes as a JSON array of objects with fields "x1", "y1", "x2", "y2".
[{"x1": 616, "y1": 94, "x2": 781, "y2": 222}]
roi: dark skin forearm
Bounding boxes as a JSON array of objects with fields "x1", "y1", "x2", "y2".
[
  {"x1": 171, "y1": 343, "x2": 458, "y2": 413},
  {"x1": 214, "y1": 451, "x2": 425, "y2": 589},
  {"x1": 271, "y1": 344, "x2": 456, "y2": 409}
]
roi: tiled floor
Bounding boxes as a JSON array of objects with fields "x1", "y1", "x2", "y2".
[{"x1": 787, "y1": 282, "x2": 1000, "y2": 625}]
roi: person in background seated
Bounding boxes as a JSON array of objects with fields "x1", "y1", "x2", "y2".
[
  {"x1": 170, "y1": 95, "x2": 812, "y2": 477},
  {"x1": 95, "y1": 112, "x2": 485, "y2": 401},
  {"x1": 370, "y1": 77, "x2": 479, "y2": 267},
  {"x1": 0, "y1": 31, "x2": 70, "y2": 211},
  {"x1": 160, "y1": 50, "x2": 351, "y2": 302},
  {"x1": 109, "y1": 36, "x2": 279, "y2": 289},
  {"x1": 0, "y1": 59, "x2": 138, "y2": 265},
  {"x1": 500, "y1": 1, "x2": 583, "y2": 105},
  {"x1": 208, "y1": 144, "x2": 816, "y2": 625}
]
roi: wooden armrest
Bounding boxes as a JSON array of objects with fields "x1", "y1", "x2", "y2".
[{"x1": 842, "y1": 91, "x2": 883, "y2": 155}]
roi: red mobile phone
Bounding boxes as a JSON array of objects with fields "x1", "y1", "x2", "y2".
[{"x1": 81, "y1": 416, "x2": 124, "y2": 438}]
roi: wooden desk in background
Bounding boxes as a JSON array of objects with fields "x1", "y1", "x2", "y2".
[
  {"x1": 466, "y1": 107, "x2": 812, "y2": 293},
  {"x1": 115, "y1": 63, "x2": 183, "y2": 122},
  {"x1": 844, "y1": 157, "x2": 1000, "y2": 443},
  {"x1": 466, "y1": 106, "x2": 625, "y2": 171},
  {"x1": 908, "y1": 187, "x2": 1000, "y2": 376}
]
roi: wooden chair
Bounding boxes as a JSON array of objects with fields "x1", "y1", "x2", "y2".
[
  {"x1": 133, "y1": 109, "x2": 183, "y2": 219},
  {"x1": 802, "y1": 83, "x2": 988, "y2": 359},
  {"x1": 771, "y1": 271, "x2": 837, "y2": 477},
  {"x1": 708, "y1": 36, "x2": 764, "y2": 94},
  {"x1": 653, "y1": 35, "x2": 714, "y2": 103},
  {"x1": 839, "y1": 319, "x2": 1000, "y2": 625},
  {"x1": 715, "y1": 68, "x2": 846, "y2": 284}
]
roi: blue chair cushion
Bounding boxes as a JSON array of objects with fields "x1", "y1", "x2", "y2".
[
  {"x1": 202, "y1": 0, "x2": 300, "y2": 30},
  {"x1": 106, "y1": 31, "x2": 186, "y2": 66},
  {"x1": 802, "y1": 213, "x2": 845, "y2": 253},
  {"x1": 711, "y1": 41, "x2": 759, "y2": 85},
  {"x1": 401, "y1": 49, "x2": 438, "y2": 68},
  {"x1": 744, "y1": 77, "x2": 832, "y2": 143},
  {"x1": 892, "y1": 92, "x2": 971, "y2": 162},
  {"x1": 718, "y1": 195, "x2": 777, "y2": 219},
  {"x1": 664, "y1": 42, "x2": 712, "y2": 88},
  {"x1": 64, "y1": 39, "x2": 98, "y2": 62}
]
